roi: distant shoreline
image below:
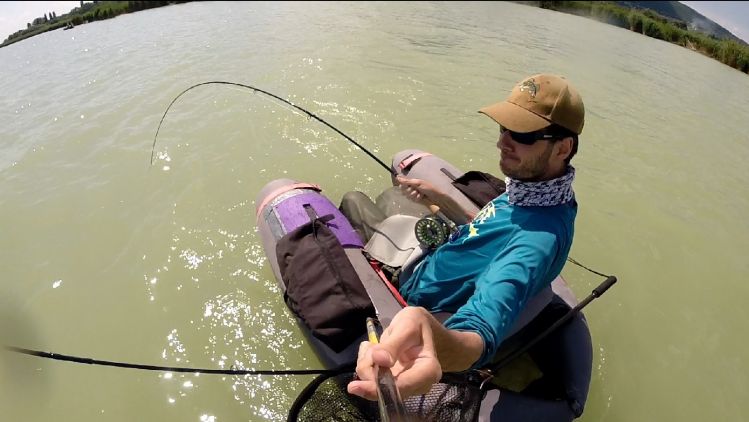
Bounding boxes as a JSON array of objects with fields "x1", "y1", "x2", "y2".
[
  {"x1": 517, "y1": 1, "x2": 748, "y2": 76},
  {"x1": 1, "y1": 1, "x2": 193, "y2": 49},
  {"x1": 5, "y1": 1, "x2": 748, "y2": 77}
]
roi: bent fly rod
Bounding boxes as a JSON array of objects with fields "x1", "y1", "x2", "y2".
[{"x1": 149, "y1": 81, "x2": 393, "y2": 174}]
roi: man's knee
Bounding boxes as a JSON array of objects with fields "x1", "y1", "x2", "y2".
[{"x1": 340, "y1": 191, "x2": 374, "y2": 209}]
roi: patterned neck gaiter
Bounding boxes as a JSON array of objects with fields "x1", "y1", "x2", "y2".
[{"x1": 506, "y1": 166, "x2": 575, "y2": 207}]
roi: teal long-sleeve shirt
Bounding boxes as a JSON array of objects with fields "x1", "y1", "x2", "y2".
[{"x1": 398, "y1": 193, "x2": 577, "y2": 368}]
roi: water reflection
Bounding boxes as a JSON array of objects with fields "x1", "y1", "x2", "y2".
[{"x1": 197, "y1": 290, "x2": 304, "y2": 418}]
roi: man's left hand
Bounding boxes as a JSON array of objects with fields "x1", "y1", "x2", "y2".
[{"x1": 347, "y1": 307, "x2": 443, "y2": 400}]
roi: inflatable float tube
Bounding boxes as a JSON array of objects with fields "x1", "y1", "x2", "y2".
[{"x1": 255, "y1": 149, "x2": 593, "y2": 421}]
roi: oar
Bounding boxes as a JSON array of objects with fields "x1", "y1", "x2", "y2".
[{"x1": 484, "y1": 275, "x2": 617, "y2": 380}]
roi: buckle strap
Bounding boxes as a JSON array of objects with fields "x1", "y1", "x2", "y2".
[{"x1": 398, "y1": 152, "x2": 432, "y2": 171}]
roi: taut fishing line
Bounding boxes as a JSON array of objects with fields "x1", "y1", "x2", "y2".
[
  {"x1": 149, "y1": 81, "x2": 393, "y2": 174},
  {"x1": 7, "y1": 81, "x2": 613, "y2": 377},
  {"x1": 3, "y1": 346, "x2": 349, "y2": 376}
]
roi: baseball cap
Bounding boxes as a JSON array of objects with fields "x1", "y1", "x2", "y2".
[{"x1": 479, "y1": 74, "x2": 585, "y2": 135}]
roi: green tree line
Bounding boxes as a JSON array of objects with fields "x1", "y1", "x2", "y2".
[
  {"x1": 2, "y1": 1, "x2": 192, "y2": 48},
  {"x1": 531, "y1": 1, "x2": 749, "y2": 74}
]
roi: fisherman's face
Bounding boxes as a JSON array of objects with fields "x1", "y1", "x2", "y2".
[{"x1": 496, "y1": 127, "x2": 565, "y2": 181}]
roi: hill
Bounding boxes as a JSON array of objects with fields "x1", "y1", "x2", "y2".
[
  {"x1": 616, "y1": 1, "x2": 746, "y2": 44},
  {"x1": 519, "y1": 1, "x2": 749, "y2": 75}
]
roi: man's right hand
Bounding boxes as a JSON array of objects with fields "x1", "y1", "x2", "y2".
[
  {"x1": 347, "y1": 307, "x2": 442, "y2": 400},
  {"x1": 396, "y1": 176, "x2": 445, "y2": 206},
  {"x1": 397, "y1": 175, "x2": 475, "y2": 224}
]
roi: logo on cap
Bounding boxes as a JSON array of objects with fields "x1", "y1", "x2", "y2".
[{"x1": 518, "y1": 78, "x2": 538, "y2": 99}]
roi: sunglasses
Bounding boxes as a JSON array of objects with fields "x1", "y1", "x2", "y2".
[{"x1": 499, "y1": 125, "x2": 561, "y2": 146}]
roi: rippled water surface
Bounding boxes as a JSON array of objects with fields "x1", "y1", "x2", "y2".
[{"x1": 1, "y1": 2, "x2": 748, "y2": 421}]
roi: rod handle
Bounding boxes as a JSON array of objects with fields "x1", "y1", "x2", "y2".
[{"x1": 592, "y1": 276, "x2": 617, "y2": 298}]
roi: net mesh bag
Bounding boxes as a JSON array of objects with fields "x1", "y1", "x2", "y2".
[{"x1": 289, "y1": 372, "x2": 485, "y2": 422}]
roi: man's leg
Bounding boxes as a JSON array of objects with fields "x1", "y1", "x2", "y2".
[
  {"x1": 339, "y1": 191, "x2": 387, "y2": 243},
  {"x1": 375, "y1": 186, "x2": 432, "y2": 218}
]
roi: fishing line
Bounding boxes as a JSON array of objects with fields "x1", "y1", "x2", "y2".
[
  {"x1": 566, "y1": 256, "x2": 610, "y2": 278},
  {"x1": 4, "y1": 346, "x2": 350, "y2": 377},
  {"x1": 149, "y1": 81, "x2": 393, "y2": 174}
]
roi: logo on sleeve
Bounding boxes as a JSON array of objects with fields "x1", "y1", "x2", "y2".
[{"x1": 467, "y1": 202, "x2": 496, "y2": 238}]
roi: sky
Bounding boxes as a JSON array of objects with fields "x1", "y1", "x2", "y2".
[
  {"x1": 1, "y1": 1, "x2": 749, "y2": 43},
  {"x1": 1, "y1": 1, "x2": 79, "y2": 41},
  {"x1": 681, "y1": 1, "x2": 749, "y2": 42}
]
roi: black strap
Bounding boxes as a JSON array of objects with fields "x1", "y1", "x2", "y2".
[
  {"x1": 302, "y1": 204, "x2": 334, "y2": 238},
  {"x1": 440, "y1": 167, "x2": 457, "y2": 181},
  {"x1": 303, "y1": 203, "x2": 318, "y2": 222}
]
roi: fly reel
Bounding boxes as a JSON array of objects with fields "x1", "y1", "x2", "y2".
[{"x1": 415, "y1": 209, "x2": 456, "y2": 249}]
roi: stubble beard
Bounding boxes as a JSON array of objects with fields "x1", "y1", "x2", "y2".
[{"x1": 500, "y1": 142, "x2": 555, "y2": 181}]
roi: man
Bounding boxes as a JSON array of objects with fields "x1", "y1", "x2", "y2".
[{"x1": 347, "y1": 73, "x2": 584, "y2": 401}]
